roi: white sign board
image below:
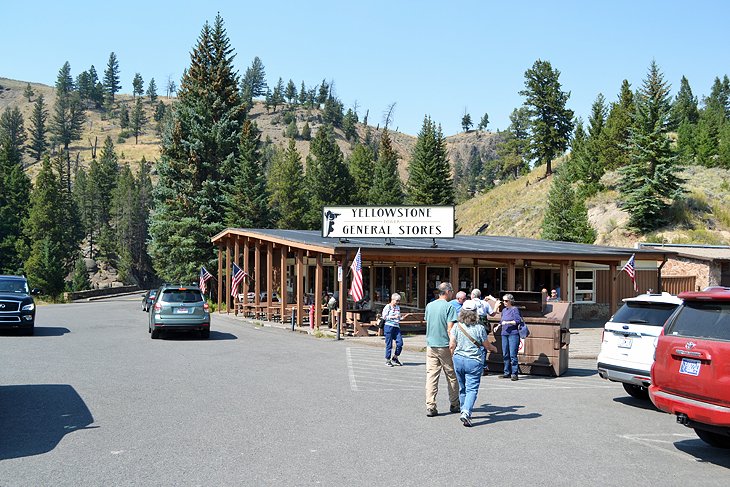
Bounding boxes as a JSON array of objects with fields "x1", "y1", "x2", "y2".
[{"x1": 322, "y1": 206, "x2": 454, "y2": 239}]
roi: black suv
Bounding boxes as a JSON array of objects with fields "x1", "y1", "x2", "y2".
[{"x1": 0, "y1": 275, "x2": 39, "y2": 335}]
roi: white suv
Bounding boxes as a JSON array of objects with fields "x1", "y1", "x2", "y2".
[{"x1": 597, "y1": 292, "x2": 682, "y2": 399}]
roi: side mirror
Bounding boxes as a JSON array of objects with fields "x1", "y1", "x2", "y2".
[{"x1": 31, "y1": 288, "x2": 41, "y2": 295}]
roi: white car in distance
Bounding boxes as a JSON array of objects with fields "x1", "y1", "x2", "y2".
[{"x1": 597, "y1": 292, "x2": 682, "y2": 399}]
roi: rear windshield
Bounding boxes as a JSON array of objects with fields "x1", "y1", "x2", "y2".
[
  {"x1": 611, "y1": 301, "x2": 679, "y2": 327},
  {"x1": 666, "y1": 301, "x2": 730, "y2": 340},
  {"x1": 160, "y1": 290, "x2": 202, "y2": 303}
]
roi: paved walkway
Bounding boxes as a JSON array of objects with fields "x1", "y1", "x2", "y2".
[{"x1": 214, "y1": 312, "x2": 604, "y2": 360}]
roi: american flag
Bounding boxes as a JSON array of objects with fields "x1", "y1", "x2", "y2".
[
  {"x1": 231, "y1": 263, "x2": 247, "y2": 297},
  {"x1": 349, "y1": 248, "x2": 364, "y2": 303},
  {"x1": 622, "y1": 254, "x2": 638, "y2": 292},
  {"x1": 199, "y1": 266, "x2": 213, "y2": 294}
]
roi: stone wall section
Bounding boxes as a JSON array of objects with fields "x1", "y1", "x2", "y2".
[{"x1": 661, "y1": 257, "x2": 718, "y2": 291}]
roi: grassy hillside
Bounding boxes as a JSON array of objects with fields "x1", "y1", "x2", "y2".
[{"x1": 456, "y1": 160, "x2": 730, "y2": 247}]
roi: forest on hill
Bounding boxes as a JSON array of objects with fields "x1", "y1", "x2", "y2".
[{"x1": 1, "y1": 13, "x2": 730, "y2": 298}]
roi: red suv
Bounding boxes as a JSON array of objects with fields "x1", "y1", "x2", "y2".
[{"x1": 649, "y1": 288, "x2": 730, "y2": 448}]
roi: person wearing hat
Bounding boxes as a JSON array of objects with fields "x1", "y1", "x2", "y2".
[
  {"x1": 449, "y1": 299, "x2": 498, "y2": 427},
  {"x1": 470, "y1": 288, "x2": 500, "y2": 375}
]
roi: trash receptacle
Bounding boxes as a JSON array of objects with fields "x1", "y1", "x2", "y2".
[{"x1": 487, "y1": 301, "x2": 571, "y2": 377}]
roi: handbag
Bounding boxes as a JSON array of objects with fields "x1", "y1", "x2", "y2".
[
  {"x1": 518, "y1": 323, "x2": 530, "y2": 339},
  {"x1": 378, "y1": 304, "x2": 389, "y2": 328}
]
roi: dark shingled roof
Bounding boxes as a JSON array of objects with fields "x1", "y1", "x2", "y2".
[{"x1": 218, "y1": 229, "x2": 671, "y2": 259}]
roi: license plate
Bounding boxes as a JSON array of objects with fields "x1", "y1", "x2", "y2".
[
  {"x1": 174, "y1": 307, "x2": 189, "y2": 314},
  {"x1": 679, "y1": 358, "x2": 701, "y2": 376},
  {"x1": 618, "y1": 338, "x2": 633, "y2": 349}
]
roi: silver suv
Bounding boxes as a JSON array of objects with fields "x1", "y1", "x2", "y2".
[{"x1": 597, "y1": 292, "x2": 682, "y2": 399}]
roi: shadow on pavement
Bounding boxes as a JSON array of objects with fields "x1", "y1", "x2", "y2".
[
  {"x1": 160, "y1": 330, "x2": 237, "y2": 341},
  {"x1": 562, "y1": 366, "x2": 598, "y2": 378},
  {"x1": 470, "y1": 403, "x2": 542, "y2": 426},
  {"x1": 612, "y1": 395, "x2": 659, "y2": 411},
  {"x1": 0, "y1": 327, "x2": 71, "y2": 337},
  {"x1": 674, "y1": 438, "x2": 730, "y2": 467},
  {"x1": 0, "y1": 384, "x2": 96, "y2": 460}
]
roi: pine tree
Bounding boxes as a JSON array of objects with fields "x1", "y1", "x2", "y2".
[
  {"x1": 301, "y1": 122, "x2": 311, "y2": 140},
  {"x1": 267, "y1": 140, "x2": 307, "y2": 229},
  {"x1": 111, "y1": 164, "x2": 137, "y2": 283},
  {"x1": 298, "y1": 81, "x2": 307, "y2": 105},
  {"x1": 406, "y1": 116, "x2": 454, "y2": 205},
  {"x1": 317, "y1": 80, "x2": 329, "y2": 105},
  {"x1": 272, "y1": 77, "x2": 284, "y2": 112},
  {"x1": 572, "y1": 94, "x2": 607, "y2": 196},
  {"x1": 166, "y1": 75, "x2": 177, "y2": 98},
  {"x1": 24, "y1": 83, "x2": 34, "y2": 102},
  {"x1": 242, "y1": 56, "x2": 267, "y2": 97},
  {"x1": 147, "y1": 78, "x2": 158, "y2": 103},
  {"x1": 92, "y1": 137, "x2": 120, "y2": 255},
  {"x1": 73, "y1": 166, "x2": 97, "y2": 257},
  {"x1": 478, "y1": 113, "x2": 489, "y2": 131},
  {"x1": 132, "y1": 73, "x2": 144, "y2": 99},
  {"x1": 225, "y1": 120, "x2": 272, "y2": 228},
  {"x1": 71, "y1": 254, "x2": 91, "y2": 291},
  {"x1": 149, "y1": 14, "x2": 245, "y2": 281},
  {"x1": 103, "y1": 52, "x2": 121, "y2": 104},
  {"x1": 285, "y1": 79, "x2": 297, "y2": 104},
  {"x1": 519, "y1": 59, "x2": 574, "y2": 176},
  {"x1": 541, "y1": 169, "x2": 596, "y2": 243},
  {"x1": 285, "y1": 120, "x2": 299, "y2": 139},
  {"x1": 131, "y1": 98, "x2": 147, "y2": 144},
  {"x1": 88, "y1": 65, "x2": 104, "y2": 108},
  {"x1": 119, "y1": 103, "x2": 130, "y2": 129},
  {"x1": 0, "y1": 106, "x2": 27, "y2": 165},
  {"x1": 461, "y1": 113, "x2": 473, "y2": 132},
  {"x1": 619, "y1": 61, "x2": 683, "y2": 231},
  {"x1": 154, "y1": 100, "x2": 166, "y2": 122},
  {"x1": 342, "y1": 108, "x2": 358, "y2": 141},
  {"x1": 135, "y1": 157, "x2": 155, "y2": 285},
  {"x1": 303, "y1": 125, "x2": 352, "y2": 228},
  {"x1": 370, "y1": 129, "x2": 403, "y2": 205},
  {"x1": 671, "y1": 76, "x2": 699, "y2": 127},
  {"x1": 0, "y1": 120, "x2": 32, "y2": 273},
  {"x1": 24, "y1": 157, "x2": 68, "y2": 297},
  {"x1": 50, "y1": 62, "x2": 85, "y2": 155},
  {"x1": 347, "y1": 143, "x2": 376, "y2": 204},
  {"x1": 601, "y1": 80, "x2": 635, "y2": 170},
  {"x1": 76, "y1": 71, "x2": 93, "y2": 103}
]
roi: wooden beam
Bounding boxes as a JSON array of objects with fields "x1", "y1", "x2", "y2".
[
  {"x1": 315, "y1": 253, "x2": 323, "y2": 329},
  {"x1": 296, "y1": 249, "x2": 304, "y2": 327},
  {"x1": 217, "y1": 244, "x2": 222, "y2": 313},
  {"x1": 610, "y1": 261, "x2": 619, "y2": 316},
  {"x1": 507, "y1": 260, "x2": 516, "y2": 291},
  {"x1": 254, "y1": 241, "x2": 261, "y2": 305},
  {"x1": 280, "y1": 246, "x2": 286, "y2": 323},
  {"x1": 242, "y1": 238, "x2": 249, "y2": 305},
  {"x1": 267, "y1": 242, "x2": 274, "y2": 321},
  {"x1": 225, "y1": 239, "x2": 231, "y2": 314}
]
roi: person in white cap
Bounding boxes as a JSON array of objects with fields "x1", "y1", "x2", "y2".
[{"x1": 470, "y1": 288, "x2": 500, "y2": 375}]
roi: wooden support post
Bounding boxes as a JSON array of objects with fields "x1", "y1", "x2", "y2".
[
  {"x1": 217, "y1": 244, "x2": 223, "y2": 313},
  {"x1": 267, "y1": 242, "x2": 274, "y2": 321},
  {"x1": 233, "y1": 236, "x2": 240, "y2": 315},
  {"x1": 315, "y1": 253, "x2": 323, "y2": 329},
  {"x1": 418, "y1": 263, "x2": 427, "y2": 308},
  {"x1": 507, "y1": 260, "x2": 516, "y2": 291},
  {"x1": 243, "y1": 238, "x2": 249, "y2": 306},
  {"x1": 280, "y1": 246, "x2": 287, "y2": 322},
  {"x1": 296, "y1": 249, "x2": 304, "y2": 327},
  {"x1": 225, "y1": 239, "x2": 231, "y2": 314},
  {"x1": 450, "y1": 259, "x2": 459, "y2": 290},
  {"x1": 610, "y1": 261, "x2": 619, "y2": 316}
]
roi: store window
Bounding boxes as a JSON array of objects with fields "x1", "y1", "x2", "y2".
[
  {"x1": 395, "y1": 266, "x2": 418, "y2": 306},
  {"x1": 426, "y1": 267, "x2": 451, "y2": 302},
  {"x1": 457, "y1": 268, "x2": 473, "y2": 293},
  {"x1": 478, "y1": 267, "x2": 504, "y2": 297},
  {"x1": 374, "y1": 266, "x2": 393, "y2": 303},
  {"x1": 574, "y1": 269, "x2": 595, "y2": 303}
]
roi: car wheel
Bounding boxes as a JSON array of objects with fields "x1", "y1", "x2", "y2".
[
  {"x1": 695, "y1": 428, "x2": 730, "y2": 448},
  {"x1": 200, "y1": 329, "x2": 210, "y2": 339},
  {"x1": 622, "y1": 383, "x2": 649, "y2": 400},
  {"x1": 151, "y1": 328, "x2": 161, "y2": 339}
]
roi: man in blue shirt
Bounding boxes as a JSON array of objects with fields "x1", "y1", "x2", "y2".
[
  {"x1": 449, "y1": 290, "x2": 467, "y2": 313},
  {"x1": 424, "y1": 282, "x2": 460, "y2": 417}
]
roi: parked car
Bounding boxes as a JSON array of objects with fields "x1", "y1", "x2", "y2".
[
  {"x1": 650, "y1": 288, "x2": 730, "y2": 448},
  {"x1": 148, "y1": 285, "x2": 210, "y2": 339},
  {"x1": 0, "y1": 275, "x2": 39, "y2": 336},
  {"x1": 597, "y1": 292, "x2": 682, "y2": 399},
  {"x1": 141, "y1": 289, "x2": 158, "y2": 311}
]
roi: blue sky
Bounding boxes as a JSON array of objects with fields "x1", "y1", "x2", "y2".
[{"x1": 2, "y1": 1, "x2": 729, "y2": 136}]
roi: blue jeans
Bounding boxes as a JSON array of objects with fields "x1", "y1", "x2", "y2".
[
  {"x1": 453, "y1": 353, "x2": 483, "y2": 417},
  {"x1": 384, "y1": 325, "x2": 403, "y2": 359},
  {"x1": 502, "y1": 333, "x2": 520, "y2": 375}
]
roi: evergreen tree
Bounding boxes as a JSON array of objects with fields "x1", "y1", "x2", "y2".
[
  {"x1": 317, "y1": 79, "x2": 329, "y2": 105},
  {"x1": 285, "y1": 120, "x2": 299, "y2": 139},
  {"x1": 492, "y1": 107, "x2": 531, "y2": 182},
  {"x1": 147, "y1": 77, "x2": 158, "y2": 103},
  {"x1": 225, "y1": 120, "x2": 272, "y2": 228},
  {"x1": 303, "y1": 125, "x2": 352, "y2": 228},
  {"x1": 342, "y1": 108, "x2": 358, "y2": 141},
  {"x1": 24, "y1": 157, "x2": 69, "y2": 297},
  {"x1": 323, "y1": 95, "x2": 344, "y2": 127},
  {"x1": 132, "y1": 73, "x2": 144, "y2": 99},
  {"x1": 0, "y1": 120, "x2": 32, "y2": 273},
  {"x1": 135, "y1": 157, "x2": 155, "y2": 285},
  {"x1": 370, "y1": 129, "x2": 403, "y2": 205},
  {"x1": 111, "y1": 164, "x2": 137, "y2": 283},
  {"x1": 71, "y1": 254, "x2": 91, "y2": 291},
  {"x1": 76, "y1": 71, "x2": 93, "y2": 103},
  {"x1": 119, "y1": 103, "x2": 130, "y2": 129},
  {"x1": 671, "y1": 76, "x2": 699, "y2": 128},
  {"x1": 241, "y1": 56, "x2": 267, "y2": 97},
  {"x1": 154, "y1": 100, "x2": 166, "y2": 122},
  {"x1": 103, "y1": 52, "x2": 121, "y2": 104},
  {"x1": 298, "y1": 81, "x2": 307, "y2": 105},
  {"x1": 92, "y1": 137, "x2": 120, "y2": 255},
  {"x1": 131, "y1": 98, "x2": 147, "y2": 144},
  {"x1": 717, "y1": 123, "x2": 730, "y2": 168},
  {"x1": 271, "y1": 77, "x2": 284, "y2": 112},
  {"x1": 519, "y1": 59, "x2": 574, "y2": 176},
  {"x1": 267, "y1": 140, "x2": 307, "y2": 229},
  {"x1": 50, "y1": 62, "x2": 85, "y2": 155},
  {"x1": 406, "y1": 116, "x2": 454, "y2": 205},
  {"x1": 0, "y1": 107, "x2": 26, "y2": 165},
  {"x1": 88, "y1": 65, "x2": 104, "y2": 108},
  {"x1": 619, "y1": 61, "x2": 683, "y2": 231},
  {"x1": 478, "y1": 113, "x2": 489, "y2": 131},
  {"x1": 285, "y1": 79, "x2": 297, "y2": 104},
  {"x1": 24, "y1": 83, "x2": 34, "y2": 102},
  {"x1": 73, "y1": 165, "x2": 98, "y2": 257},
  {"x1": 572, "y1": 94, "x2": 607, "y2": 196},
  {"x1": 540, "y1": 169, "x2": 596, "y2": 243},
  {"x1": 166, "y1": 76, "x2": 177, "y2": 98},
  {"x1": 28, "y1": 95, "x2": 48, "y2": 162},
  {"x1": 347, "y1": 143, "x2": 376, "y2": 204},
  {"x1": 461, "y1": 112, "x2": 473, "y2": 132},
  {"x1": 301, "y1": 121, "x2": 311, "y2": 140},
  {"x1": 149, "y1": 15, "x2": 245, "y2": 281},
  {"x1": 601, "y1": 80, "x2": 635, "y2": 170}
]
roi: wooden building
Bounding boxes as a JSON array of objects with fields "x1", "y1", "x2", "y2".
[{"x1": 210, "y1": 229, "x2": 677, "y2": 324}]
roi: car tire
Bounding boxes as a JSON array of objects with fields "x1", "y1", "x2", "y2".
[
  {"x1": 695, "y1": 428, "x2": 730, "y2": 449},
  {"x1": 200, "y1": 329, "x2": 210, "y2": 339},
  {"x1": 623, "y1": 383, "x2": 650, "y2": 400},
  {"x1": 151, "y1": 328, "x2": 161, "y2": 339}
]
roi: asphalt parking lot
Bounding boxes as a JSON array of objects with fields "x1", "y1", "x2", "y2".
[{"x1": 1, "y1": 295, "x2": 727, "y2": 486}]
